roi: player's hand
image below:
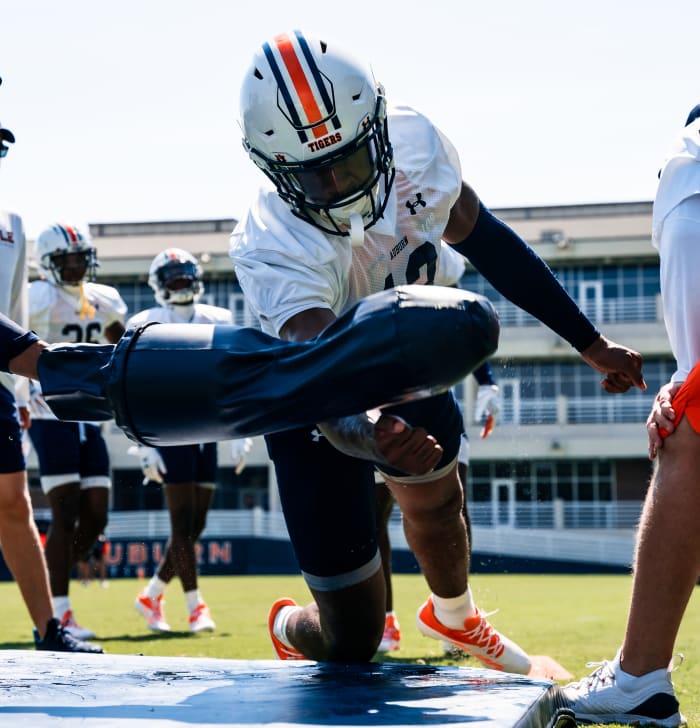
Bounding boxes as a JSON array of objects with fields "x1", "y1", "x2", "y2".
[
  {"x1": 17, "y1": 405, "x2": 31, "y2": 431},
  {"x1": 474, "y1": 384, "x2": 501, "y2": 438},
  {"x1": 646, "y1": 380, "x2": 682, "y2": 460},
  {"x1": 128, "y1": 445, "x2": 167, "y2": 484},
  {"x1": 374, "y1": 414, "x2": 443, "y2": 476},
  {"x1": 230, "y1": 437, "x2": 253, "y2": 475},
  {"x1": 580, "y1": 335, "x2": 646, "y2": 394}
]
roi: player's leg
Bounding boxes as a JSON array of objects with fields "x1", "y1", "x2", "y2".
[
  {"x1": 375, "y1": 480, "x2": 401, "y2": 652},
  {"x1": 0, "y1": 397, "x2": 102, "y2": 652},
  {"x1": 0, "y1": 390, "x2": 54, "y2": 631},
  {"x1": 0, "y1": 472, "x2": 54, "y2": 632},
  {"x1": 73, "y1": 424, "x2": 110, "y2": 564},
  {"x1": 30, "y1": 419, "x2": 96, "y2": 639},
  {"x1": 74, "y1": 486, "x2": 109, "y2": 566},
  {"x1": 562, "y1": 419, "x2": 696, "y2": 726},
  {"x1": 381, "y1": 392, "x2": 530, "y2": 674},
  {"x1": 266, "y1": 425, "x2": 386, "y2": 661}
]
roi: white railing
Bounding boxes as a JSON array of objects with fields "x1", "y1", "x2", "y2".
[
  {"x1": 102, "y1": 501, "x2": 641, "y2": 540},
  {"x1": 93, "y1": 503, "x2": 641, "y2": 567},
  {"x1": 494, "y1": 295, "x2": 658, "y2": 327},
  {"x1": 499, "y1": 396, "x2": 653, "y2": 425}
]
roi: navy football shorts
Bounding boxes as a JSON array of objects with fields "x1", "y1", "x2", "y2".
[
  {"x1": 0, "y1": 385, "x2": 25, "y2": 474},
  {"x1": 28, "y1": 419, "x2": 110, "y2": 493},
  {"x1": 157, "y1": 442, "x2": 217, "y2": 487},
  {"x1": 266, "y1": 391, "x2": 464, "y2": 591}
]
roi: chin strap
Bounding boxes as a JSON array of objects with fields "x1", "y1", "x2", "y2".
[{"x1": 349, "y1": 213, "x2": 365, "y2": 247}]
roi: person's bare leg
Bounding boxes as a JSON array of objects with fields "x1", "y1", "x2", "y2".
[
  {"x1": 0, "y1": 470, "x2": 53, "y2": 635},
  {"x1": 73, "y1": 488, "x2": 109, "y2": 565},
  {"x1": 620, "y1": 415, "x2": 700, "y2": 675},
  {"x1": 284, "y1": 568, "x2": 387, "y2": 661},
  {"x1": 162, "y1": 482, "x2": 199, "y2": 592},
  {"x1": 45, "y1": 482, "x2": 81, "y2": 597},
  {"x1": 375, "y1": 481, "x2": 396, "y2": 611},
  {"x1": 388, "y1": 464, "x2": 468, "y2": 598}
]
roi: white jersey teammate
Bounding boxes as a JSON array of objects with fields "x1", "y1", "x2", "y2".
[
  {"x1": 28, "y1": 223, "x2": 126, "y2": 641},
  {"x1": 131, "y1": 248, "x2": 243, "y2": 635}
]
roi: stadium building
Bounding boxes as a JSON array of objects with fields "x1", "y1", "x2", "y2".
[{"x1": 24, "y1": 201, "x2": 668, "y2": 575}]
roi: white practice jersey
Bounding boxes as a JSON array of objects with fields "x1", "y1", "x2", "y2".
[
  {"x1": 29, "y1": 278, "x2": 127, "y2": 418},
  {"x1": 230, "y1": 105, "x2": 462, "y2": 337},
  {"x1": 652, "y1": 118, "x2": 700, "y2": 381},
  {"x1": 127, "y1": 302, "x2": 233, "y2": 328},
  {"x1": 436, "y1": 242, "x2": 467, "y2": 287},
  {"x1": 0, "y1": 210, "x2": 28, "y2": 400}
]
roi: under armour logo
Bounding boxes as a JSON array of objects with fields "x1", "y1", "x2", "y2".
[
  {"x1": 311, "y1": 428, "x2": 325, "y2": 443},
  {"x1": 405, "y1": 193, "x2": 426, "y2": 215},
  {"x1": 0, "y1": 226, "x2": 14, "y2": 244}
]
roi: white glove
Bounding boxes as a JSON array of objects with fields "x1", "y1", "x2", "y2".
[
  {"x1": 230, "y1": 437, "x2": 253, "y2": 475},
  {"x1": 128, "y1": 445, "x2": 167, "y2": 485},
  {"x1": 474, "y1": 384, "x2": 501, "y2": 438}
]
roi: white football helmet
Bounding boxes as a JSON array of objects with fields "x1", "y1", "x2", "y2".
[
  {"x1": 239, "y1": 30, "x2": 395, "y2": 240},
  {"x1": 148, "y1": 248, "x2": 203, "y2": 306},
  {"x1": 35, "y1": 223, "x2": 97, "y2": 286}
]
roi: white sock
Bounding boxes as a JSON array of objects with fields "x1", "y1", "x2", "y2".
[
  {"x1": 185, "y1": 589, "x2": 203, "y2": 612},
  {"x1": 274, "y1": 605, "x2": 302, "y2": 647},
  {"x1": 432, "y1": 588, "x2": 476, "y2": 629},
  {"x1": 144, "y1": 576, "x2": 168, "y2": 599},
  {"x1": 52, "y1": 596, "x2": 70, "y2": 618}
]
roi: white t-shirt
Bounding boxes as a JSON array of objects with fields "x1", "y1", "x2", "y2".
[
  {"x1": 652, "y1": 118, "x2": 700, "y2": 381},
  {"x1": 0, "y1": 210, "x2": 27, "y2": 400},
  {"x1": 230, "y1": 105, "x2": 462, "y2": 337}
]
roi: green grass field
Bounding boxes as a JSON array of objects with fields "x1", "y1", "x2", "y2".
[{"x1": 1, "y1": 573, "x2": 698, "y2": 726}]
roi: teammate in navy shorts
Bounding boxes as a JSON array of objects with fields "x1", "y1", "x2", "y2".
[
  {"x1": 131, "y1": 248, "x2": 240, "y2": 634},
  {"x1": 229, "y1": 30, "x2": 645, "y2": 671},
  {"x1": 0, "y1": 77, "x2": 102, "y2": 653},
  {"x1": 28, "y1": 222, "x2": 126, "y2": 641}
]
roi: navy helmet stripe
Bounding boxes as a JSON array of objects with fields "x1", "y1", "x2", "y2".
[
  {"x1": 294, "y1": 30, "x2": 334, "y2": 118},
  {"x1": 262, "y1": 42, "x2": 308, "y2": 144}
]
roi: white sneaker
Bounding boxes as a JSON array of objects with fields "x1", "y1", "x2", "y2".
[
  {"x1": 134, "y1": 592, "x2": 171, "y2": 632},
  {"x1": 416, "y1": 596, "x2": 531, "y2": 674},
  {"x1": 189, "y1": 602, "x2": 215, "y2": 633},
  {"x1": 59, "y1": 609, "x2": 96, "y2": 640},
  {"x1": 562, "y1": 651, "x2": 686, "y2": 727}
]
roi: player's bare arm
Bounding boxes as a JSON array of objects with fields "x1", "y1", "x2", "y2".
[
  {"x1": 105, "y1": 321, "x2": 126, "y2": 344},
  {"x1": 8, "y1": 340, "x2": 47, "y2": 380}
]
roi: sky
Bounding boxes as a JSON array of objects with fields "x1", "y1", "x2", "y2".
[{"x1": 0, "y1": 0, "x2": 698, "y2": 239}]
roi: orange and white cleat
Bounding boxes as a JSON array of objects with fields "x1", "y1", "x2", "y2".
[
  {"x1": 378, "y1": 612, "x2": 401, "y2": 652},
  {"x1": 59, "y1": 609, "x2": 96, "y2": 641},
  {"x1": 134, "y1": 592, "x2": 171, "y2": 632},
  {"x1": 189, "y1": 602, "x2": 216, "y2": 633},
  {"x1": 416, "y1": 595, "x2": 530, "y2": 674},
  {"x1": 268, "y1": 598, "x2": 306, "y2": 660}
]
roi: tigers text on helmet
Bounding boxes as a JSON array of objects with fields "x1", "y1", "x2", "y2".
[
  {"x1": 239, "y1": 30, "x2": 395, "y2": 242},
  {"x1": 148, "y1": 248, "x2": 204, "y2": 306},
  {"x1": 35, "y1": 223, "x2": 98, "y2": 286}
]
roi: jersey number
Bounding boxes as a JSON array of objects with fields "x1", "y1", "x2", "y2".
[
  {"x1": 384, "y1": 241, "x2": 437, "y2": 289},
  {"x1": 62, "y1": 322, "x2": 102, "y2": 343}
]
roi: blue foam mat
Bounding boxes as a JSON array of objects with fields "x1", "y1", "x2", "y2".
[{"x1": 0, "y1": 651, "x2": 575, "y2": 727}]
